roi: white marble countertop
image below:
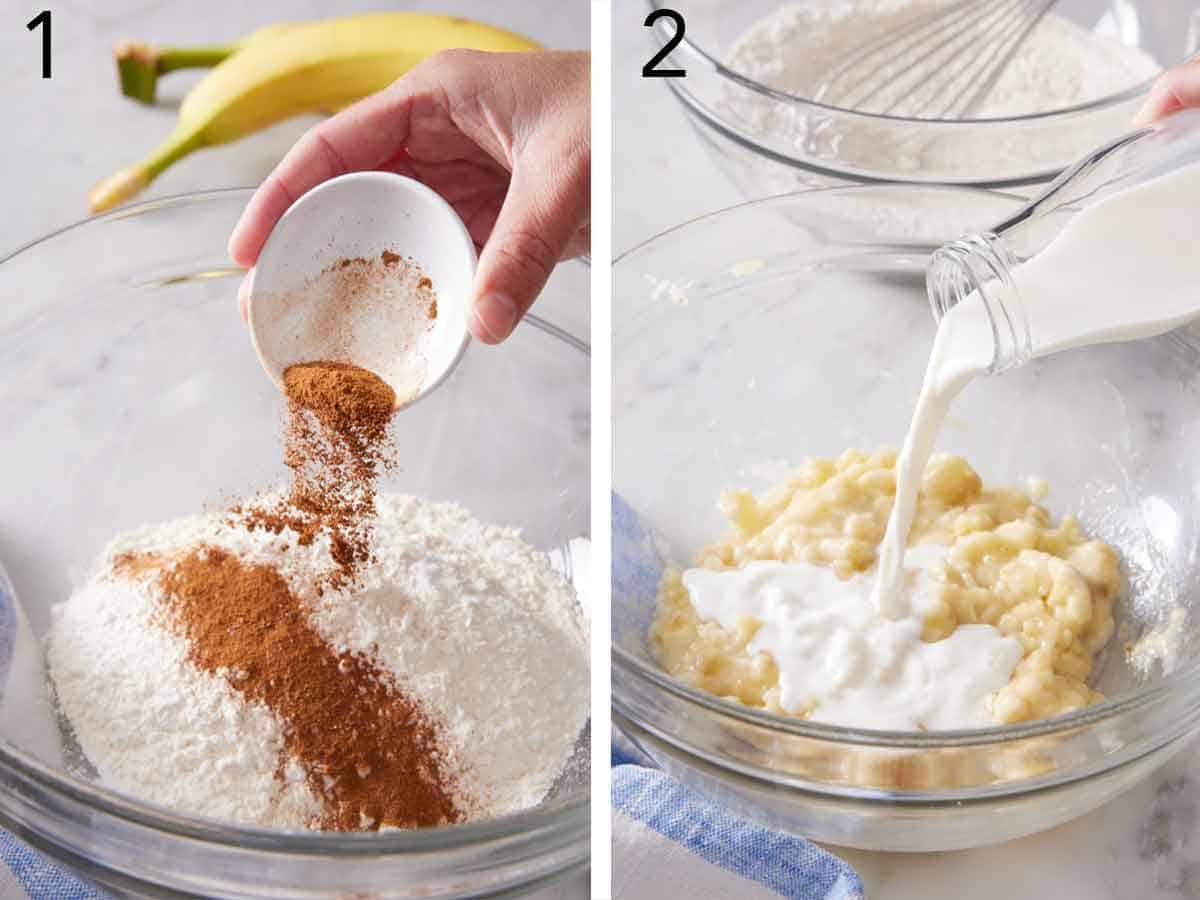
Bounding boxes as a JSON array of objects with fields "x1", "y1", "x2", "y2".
[
  {"x1": 613, "y1": 0, "x2": 743, "y2": 255},
  {"x1": 612, "y1": 0, "x2": 1200, "y2": 897},
  {"x1": 0, "y1": 2, "x2": 587, "y2": 897}
]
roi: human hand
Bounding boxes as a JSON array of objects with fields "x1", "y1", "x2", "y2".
[
  {"x1": 229, "y1": 49, "x2": 590, "y2": 344},
  {"x1": 1135, "y1": 59, "x2": 1200, "y2": 126}
]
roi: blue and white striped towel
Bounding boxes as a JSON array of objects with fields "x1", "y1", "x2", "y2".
[
  {"x1": 612, "y1": 741, "x2": 864, "y2": 900},
  {"x1": 0, "y1": 835, "x2": 104, "y2": 900}
]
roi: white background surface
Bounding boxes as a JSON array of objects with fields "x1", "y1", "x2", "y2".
[
  {"x1": 612, "y1": 0, "x2": 1200, "y2": 897},
  {"x1": 0, "y1": 1, "x2": 588, "y2": 898}
]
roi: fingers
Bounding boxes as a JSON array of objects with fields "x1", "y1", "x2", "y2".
[
  {"x1": 228, "y1": 79, "x2": 424, "y2": 268},
  {"x1": 469, "y1": 150, "x2": 589, "y2": 344},
  {"x1": 468, "y1": 51, "x2": 590, "y2": 343},
  {"x1": 1134, "y1": 60, "x2": 1200, "y2": 126}
]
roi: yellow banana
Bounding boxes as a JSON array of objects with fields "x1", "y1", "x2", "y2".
[{"x1": 90, "y1": 12, "x2": 540, "y2": 213}]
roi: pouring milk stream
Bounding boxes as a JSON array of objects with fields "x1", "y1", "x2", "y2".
[{"x1": 873, "y1": 157, "x2": 1200, "y2": 616}]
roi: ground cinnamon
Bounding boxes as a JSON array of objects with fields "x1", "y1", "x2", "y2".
[
  {"x1": 238, "y1": 361, "x2": 396, "y2": 589},
  {"x1": 283, "y1": 360, "x2": 395, "y2": 481},
  {"x1": 155, "y1": 546, "x2": 462, "y2": 829}
]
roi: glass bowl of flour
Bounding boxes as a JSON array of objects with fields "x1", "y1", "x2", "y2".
[
  {"x1": 0, "y1": 189, "x2": 589, "y2": 897},
  {"x1": 646, "y1": 0, "x2": 1185, "y2": 191},
  {"x1": 612, "y1": 184, "x2": 1200, "y2": 851}
]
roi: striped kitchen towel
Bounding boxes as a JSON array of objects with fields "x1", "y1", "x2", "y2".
[
  {"x1": 0, "y1": 833, "x2": 105, "y2": 900},
  {"x1": 612, "y1": 739, "x2": 864, "y2": 900}
]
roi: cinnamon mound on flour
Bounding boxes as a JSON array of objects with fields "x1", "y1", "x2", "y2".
[{"x1": 156, "y1": 545, "x2": 462, "y2": 829}]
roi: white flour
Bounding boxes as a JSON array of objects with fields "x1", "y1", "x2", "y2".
[
  {"x1": 48, "y1": 572, "x2": 322, "y2": 828},
  {"x1": 721, "y1": 1, "x2": 1161, "y2": 198},
  {"x1": 46, "y1": 494, "x2": 588, "y2": 829},
  {"x1": 310, "y1": 494, "x2": 590, "y2": 816},
  {"x1": 727, "y1": 2, "x2": 1160, "y2": 118}
]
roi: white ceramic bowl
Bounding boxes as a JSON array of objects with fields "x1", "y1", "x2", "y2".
[{"x1": 249, "y1": 171, "x2": 475, "y2": 407}]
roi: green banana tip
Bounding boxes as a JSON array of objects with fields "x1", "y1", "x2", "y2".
[{"x1": 115, "y1": 41, "x2": 159, "y2": 104}]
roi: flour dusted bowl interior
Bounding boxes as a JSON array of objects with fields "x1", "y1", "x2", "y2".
[
  {"x1": 648, "y1": 0, "x2": 1193, "y2": 189},
  {"x1": 0, "y1": 189, "x2": 589, "y2": 898},
  {"x1": 611, "y1": 186, "x2": 1200, "y2": 851}
]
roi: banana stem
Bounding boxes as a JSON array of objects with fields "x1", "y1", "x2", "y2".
[
  {"x1": 115, "y1": 41, "x2": 235, "y2": 104},
  {"x1": 88, "y1": 128, "x2": 204, "y2": 213},
  {"x1": 158, "y1": 45, "x2": 235, "y2": 72}
]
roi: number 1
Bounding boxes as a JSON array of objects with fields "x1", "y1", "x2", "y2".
[{"x1": 27, "y1": 11, "x2": 50, "y2": 79}]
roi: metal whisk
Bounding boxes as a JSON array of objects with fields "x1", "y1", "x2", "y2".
[{"x1": 813, "y1": 0, "x2": 1057, "y2": 119}]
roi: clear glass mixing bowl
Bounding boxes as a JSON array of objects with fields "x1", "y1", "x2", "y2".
[
  {"x1": 612, "y1": 185, "x2": 1200, "y2": 851},
  {"x1": 0, "y1": 189, "x2": 590, "y2": 898},
  {"x1": 646, "y1": 0, "x2": 1194, "y2": 190}
]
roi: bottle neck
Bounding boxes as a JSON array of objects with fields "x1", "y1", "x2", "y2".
[{"x1": 926, "y1": 232, "x2": 1033, "y2": 374}]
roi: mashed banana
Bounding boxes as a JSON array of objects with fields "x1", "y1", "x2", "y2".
[{"x1": 651, "y1": 448, "x2": 1120, "y2": 726}]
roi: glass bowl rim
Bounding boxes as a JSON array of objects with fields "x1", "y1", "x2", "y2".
[
  {"x1": 646, "y1": 0, "x2": 1161, "y2": 127},
  {"x1": 0, "y1": 186, "x2": 589, "y2": 854},
  {"x1": 611, "y1": 183, "x2": 1200, "y2": 750}
]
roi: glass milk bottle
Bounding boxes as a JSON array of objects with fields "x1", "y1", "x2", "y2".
[{"x1": 926, "y1": 107, "x2": 1200, "y2": 374}]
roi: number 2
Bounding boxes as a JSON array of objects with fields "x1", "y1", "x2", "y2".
[
  {"x1": 27, "y1": 10, "x2": 50, "y2": 79},
  {"x1": 643, "y1": 9, "x2": 686, "y2": 79}
]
